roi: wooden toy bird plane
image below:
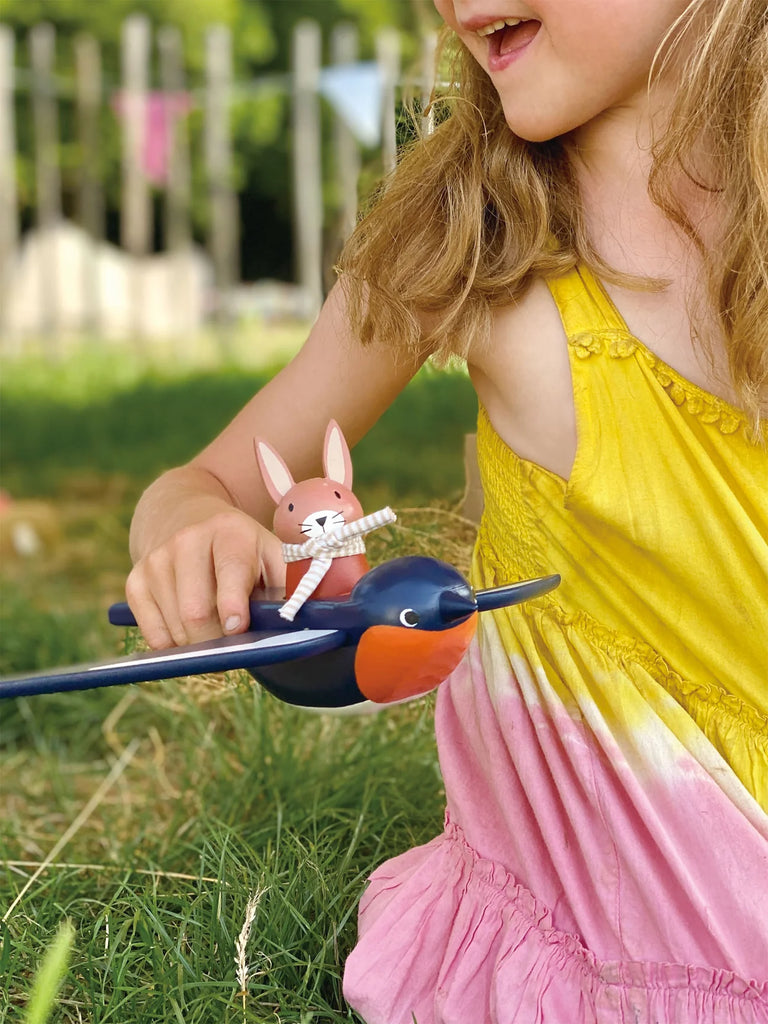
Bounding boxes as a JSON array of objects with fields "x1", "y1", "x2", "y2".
[
  {"x1": 0, "y1": 558, "x2": 559, "y2": 710},
  {"x1": 0, "y1": 422, "x2": 560, "y2": 711}
]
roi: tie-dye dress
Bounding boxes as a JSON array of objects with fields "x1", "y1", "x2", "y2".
[{"x1": 343, "y1": 266, "x2": 768, "y2": 1023}]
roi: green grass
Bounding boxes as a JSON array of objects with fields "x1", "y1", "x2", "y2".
[
  {"x1": 1, "y1": 683, "x2": 445, "y2": 1023},
  {"x1": 0, "y1": 344, "x2": 477, "y2": 1021}
]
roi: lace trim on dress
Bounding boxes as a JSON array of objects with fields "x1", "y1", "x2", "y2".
[{"x1": 568, "y1": 330, "x2": 750, "y2": 437}]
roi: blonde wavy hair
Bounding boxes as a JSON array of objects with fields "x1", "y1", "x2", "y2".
[{"x1": 336, "y1": 0, "x2": 768, "y2": 419}]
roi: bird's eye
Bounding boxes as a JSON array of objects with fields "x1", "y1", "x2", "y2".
[{"x1": 399, "y1": 609, "x2": 420, "y2": 627}]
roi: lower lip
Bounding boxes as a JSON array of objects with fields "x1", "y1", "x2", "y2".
[{"x1": 487, "y1": 22, "x2": 540, "y2": 73}]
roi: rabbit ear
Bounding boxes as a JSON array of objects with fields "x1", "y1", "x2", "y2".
[
  {"x1": 323, "y1": 420, "x2": 353, "y2": 488},
  {"x1": 254, "y1": 439, "x2": 295, "y2": 504}
]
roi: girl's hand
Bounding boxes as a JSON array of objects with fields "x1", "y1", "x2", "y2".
[{"x1": 125, "y1": 509, "x2": 286, "y2": 650}]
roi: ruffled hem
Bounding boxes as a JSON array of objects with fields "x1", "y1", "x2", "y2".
[{"x1": 343, "y1": 821, "x2": 768, "y2": 1024}]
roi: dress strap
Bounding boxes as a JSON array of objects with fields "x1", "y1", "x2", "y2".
[{"x1": 545, "y1": 265, "x2": 630, "y2": 340}]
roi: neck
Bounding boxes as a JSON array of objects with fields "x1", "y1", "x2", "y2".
[
  {"x1": 562, "y1": 90, "x2": 731, "y2": 393},
  {"x1": 563, "y1": 86, "x2": 718, "y2": 280},
  {"x1": 565, "y1": 93, "x2": 684, "y2": 278}
]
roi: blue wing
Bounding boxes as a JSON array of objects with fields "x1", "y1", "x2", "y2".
[{"x1": 0, "y1": 628, "x2": 347, "y2": 700}]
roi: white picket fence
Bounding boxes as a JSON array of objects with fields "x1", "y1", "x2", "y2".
[{"x1": 0, "y1": 17, "x2": 437, "y2": 350}]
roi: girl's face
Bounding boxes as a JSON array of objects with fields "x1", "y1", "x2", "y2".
[{"x1": 433, "y1": 0, "x2": 693, "y2": 141}]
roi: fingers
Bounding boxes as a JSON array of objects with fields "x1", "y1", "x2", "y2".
[
  {"x1": 259, "y1": 530, "x2": 288, "y2": 590},
  {"x1": 126, "y1": 511, "x2": 280, "y2": 650},
  {"x1": 212, "y1": 529, "x2": 262, "y2": 637},
  {"x1": 125, "y1": 563, "x2": 177, "y2": 650},
  {"x1": 126, "y1": 536, "x2": 211, "y2": 648},
  {"x1": 172, "y1": 530, "x2": 220, "y2": 643}
]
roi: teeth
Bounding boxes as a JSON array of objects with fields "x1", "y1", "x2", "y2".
[{"x1": 476, "y1": 17, "x2": 523, "y2": 37}]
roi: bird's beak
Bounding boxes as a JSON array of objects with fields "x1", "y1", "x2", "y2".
[{"x1": 439, "y1": 589, "x2": 477, "y2": 622}]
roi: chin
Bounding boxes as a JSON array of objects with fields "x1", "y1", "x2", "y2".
[
  {"x1": 503, "y1": 117, "x2": 564, "y2": 144},
  {"x1": 498, "y1": 103, "x2": 564, "y2": 143},
  {"x1": 500, "y1": 99, "x2": 602, "y2": 145},
  {"x1": 507, "y1": 125, "x2": 560, "y2": 144}
]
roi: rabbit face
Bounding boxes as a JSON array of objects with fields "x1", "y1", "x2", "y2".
[
  {"x1": 256, "y1": 420, "x2": 365, "y2": 546},
  {"x1": 299, "y1": 509, "x2": 347, "y2": 539},
  {"x1": 273, "y1": 479, "x2": 364, "y2": 545}
]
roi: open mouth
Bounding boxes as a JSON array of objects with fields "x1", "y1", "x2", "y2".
[{"x1": 479, "y1": 18, "x2": 541, "y2": 61}]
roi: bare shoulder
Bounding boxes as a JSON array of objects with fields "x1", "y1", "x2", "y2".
[{"x1": 467, "y1": 276, "x2": 577, "y2": 480}]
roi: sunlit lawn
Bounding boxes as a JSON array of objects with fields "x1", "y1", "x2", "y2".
[{"x1": 0, "y1": 327, "x2": 478, "y2": 1022}]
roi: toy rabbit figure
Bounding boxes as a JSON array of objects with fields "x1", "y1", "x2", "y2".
[{"x1": 255, "y1": 420, "x2": 396, "y2": 621}]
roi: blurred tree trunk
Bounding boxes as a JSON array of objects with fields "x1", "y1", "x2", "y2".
[{"x1": 410, "y1": 0, "x2": 437, "y2": 34}]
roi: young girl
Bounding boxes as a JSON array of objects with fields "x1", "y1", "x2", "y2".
[{"x1": 127, "y1": 1, "x2": 768, "y2": 1020}]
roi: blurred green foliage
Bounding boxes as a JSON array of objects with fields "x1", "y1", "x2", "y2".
[
  {"x1": 0, "y1": 356, "x2": 477, "y2": 502},
  {"x1": 2, "y1": 0, "x2": 439, "y2": 280}
]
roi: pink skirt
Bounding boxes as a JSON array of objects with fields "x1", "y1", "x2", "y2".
[
  {"x1": 343, "y1": 623, "x2": 768, "y2": 1024},
  {"x1": 344, "y1": 819, "x2": 768, "y2": 1024}
]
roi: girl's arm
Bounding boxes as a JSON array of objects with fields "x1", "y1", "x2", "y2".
[{"x1": 127, "y1": 283, "x2": 425, "y2": 649}]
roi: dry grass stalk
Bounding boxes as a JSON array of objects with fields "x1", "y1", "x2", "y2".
[
  {"x1": 0, "y1": 860, "x2": 225, "y2": 884},
  {"x1": 234, "y1": 886, "x2": 269, "y2": 1019}
]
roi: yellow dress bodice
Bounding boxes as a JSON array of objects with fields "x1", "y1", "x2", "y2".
[{"x1": 475, "y1": 265, "x2": 768, "y2": 805}]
